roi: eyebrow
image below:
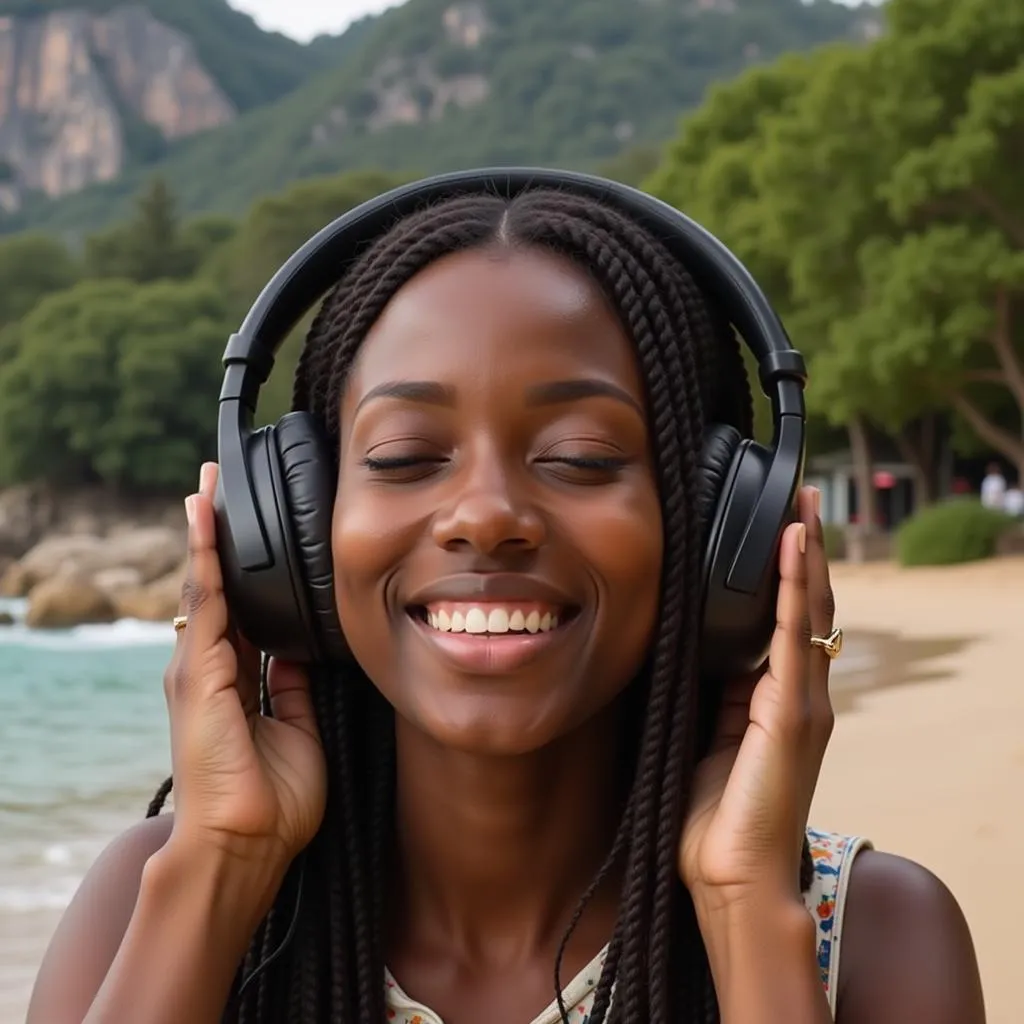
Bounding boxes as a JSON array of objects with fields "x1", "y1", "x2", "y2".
[
  {"x1": 354, "y1": 380, "x2": 456, "y2": 415},
  {"x1": 353, "y1": 377, "x2": 644, "y2": 417},
  {"x1": 525, "y1": 378, "x2": 644, "y2": 417}
]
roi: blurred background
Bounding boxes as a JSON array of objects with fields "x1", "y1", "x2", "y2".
[{"x1": 0, "y1": 0, "x2": 1021, "y2": 1020}]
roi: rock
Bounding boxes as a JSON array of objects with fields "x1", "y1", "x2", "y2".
[
  {"x1": 113, "y1": 561, "x2": 186, "y2": 622},
  {"x1": 0, "y1": 561, "x2": 31, "y2": 597},
  {"x1": 0, "y1": 484, "x2": 58, "y2": 559},
  {"x1": 0, "y1": 610, "x2": 14, "y2": 626},
  {"x1": 93, "y1": 566, "x2": 145, "y2": 592},
  {"x1": 97, "y1": 526, "x2": 184, "y2": 583},
  {"x1": 5, "y1": 526, "x2": 185, "y2": 597},
  {"x1": 0, "y1": 9, "x2": 236, "y2": 210},
  {"x1": 4, "y1": 535, "x2": 103, "y2": 595},
  {"x1": 25, "y1": 577, "x2": 117, "y2": 629}
]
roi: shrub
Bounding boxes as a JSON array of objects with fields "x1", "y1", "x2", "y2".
[{"x1": 895, "y1": 498, "x2": 1016, "y2": 567}]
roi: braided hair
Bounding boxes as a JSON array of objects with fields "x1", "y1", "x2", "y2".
[{"x1": 149, "y1": 187, "x2": 814, "y2": 1023}]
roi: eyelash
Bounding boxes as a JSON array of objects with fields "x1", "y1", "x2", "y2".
[
  {"x1": 360, "y1": 455, "x2": 439, "y2": 471},
  {"x1": 537, "y1": 455, "x2": 628, "y2": 472}
]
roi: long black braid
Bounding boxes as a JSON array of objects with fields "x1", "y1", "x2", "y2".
[{"x1": 148, "y1": 187, "x2": 814, "y2": 1023}]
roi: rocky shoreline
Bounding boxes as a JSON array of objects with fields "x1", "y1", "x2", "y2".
[{"x1": 0, "y1": 483, "x2": 186, "y2": 629}]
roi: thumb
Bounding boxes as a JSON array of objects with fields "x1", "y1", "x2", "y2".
[{"x1": 266, "y1": 657, "x2": 321, "y2": 742}]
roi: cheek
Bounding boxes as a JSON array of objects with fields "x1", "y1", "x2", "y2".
[
  {"x1": 330, "y1": 491, "x2": 412, "y2": 650},
  {"x1": 575, "y1": 486, "x2": 664, "y2": 641}
]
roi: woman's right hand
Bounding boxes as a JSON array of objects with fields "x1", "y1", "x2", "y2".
[{"x1": 163, "y1": 462, "x2": 327, "y2": 868}]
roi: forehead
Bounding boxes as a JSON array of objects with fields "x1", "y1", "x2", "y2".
[{"x1": 343, "y1": 247, "x2": 646, "y2": 404}]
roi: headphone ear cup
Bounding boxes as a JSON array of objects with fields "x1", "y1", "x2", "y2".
[
  {"x1": 699, "y1": 424, "x2": 784, "y2": 681},
  {"x1": 696, "y1": 424, "x2": 743, "y2": 539},
  {"x1": 274, "y1": 412, "x2": 348, "y2": 661}
]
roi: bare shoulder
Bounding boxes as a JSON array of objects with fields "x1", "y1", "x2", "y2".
[
  {"x1": 27, "y1": 812, "x2": 175, "y2": 1024},
  {"x1": 837, "y1": 848, "x2": 985, "y2": 1024}
]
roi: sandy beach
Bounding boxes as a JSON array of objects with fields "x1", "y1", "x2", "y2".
[
  {"x1": 811, "y1": 555, "x2": 1024, "y2": 1024},
  {"x1": 2, "y1": 555, "x2": 1021, "y2": 1022}
]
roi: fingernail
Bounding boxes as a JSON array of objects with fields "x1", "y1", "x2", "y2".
[
  {"x1": 811, "y1": 487, "x2": 821, "y2": 518},
  {"x1": 185, "y1": 495, "x2": 196, "y2": 526},
  {"x1": 199, "y1": 463, "x2": 212, "y2": 493},
  {"x1": 797, "y1": 523, "x2": 807, "y2": 554}
]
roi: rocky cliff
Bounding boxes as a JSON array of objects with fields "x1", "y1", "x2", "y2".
[{"x1": 0, "y1": 5, "x2": 235, "y2": 211}]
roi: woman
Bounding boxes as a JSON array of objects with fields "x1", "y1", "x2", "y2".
[{"x1": 28, "y1": 186, "x2": 984, "y2": 1023}]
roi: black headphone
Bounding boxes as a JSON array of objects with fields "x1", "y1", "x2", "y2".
[{"x1": 213, "y1": 167, "x2": 806, "y2": 680}]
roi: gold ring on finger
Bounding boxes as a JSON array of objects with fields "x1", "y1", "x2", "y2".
[
  {"x1": 809, "y1": 626, "x2": 843, "y2": 660},
  {"x1": 173, "y1": 615, "x2": 189, "y2": 633}
]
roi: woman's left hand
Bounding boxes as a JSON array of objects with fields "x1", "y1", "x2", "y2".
[{"x1": 678, "y1": 485, "x2": 836, "y2": 916}]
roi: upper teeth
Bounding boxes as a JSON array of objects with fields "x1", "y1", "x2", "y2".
[{"x1": 427, "y1": 607, "x2": 559, "y2": 634}]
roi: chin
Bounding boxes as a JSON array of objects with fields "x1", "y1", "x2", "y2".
[{"x1": 401, "y1": 688, "x2": 578, "y2": 757}]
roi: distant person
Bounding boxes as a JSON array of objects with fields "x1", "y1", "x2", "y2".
[
  {"x1": 980, "y1": 461, "x2": 1007, "y2": 510},
  {"x1": 1004, "y1": 485, "x2": 1024, "y2": 518},
  {"x1": 28, "y1": 175, "x2": 985, "y2": 1023}
]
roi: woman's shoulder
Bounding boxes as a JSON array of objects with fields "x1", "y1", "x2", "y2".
[
  {"x1": 27, "y1": 813, "x2": 174, "y2": 1022},
  {"x1": 804, "y1": 826, "x2": 985, "y2": 1024}
]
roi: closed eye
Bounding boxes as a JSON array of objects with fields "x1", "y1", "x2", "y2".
[
  {"x1": 536, "y1": 456, "x2": 629, "y2": 471},
  {"x1": 360, "y1": 455, "x2": 444, "y2": 471}
]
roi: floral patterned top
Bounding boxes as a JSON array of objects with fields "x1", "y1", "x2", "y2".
[{"x1": 383, "y1": 827, "x2": 872, "y2": 1023}]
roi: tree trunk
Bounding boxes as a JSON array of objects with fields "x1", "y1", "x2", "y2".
[
  {"x1": 953, "y1": 286, "x2": 1024, "y2": 484},
  {"x1": 895, "y1": 415, "x2": 940, "y2": 507},
  {"x1": 949, "y1": 391, "x2": 1024, "y2": 485},
  {"x1": 846, "y1": 415, "x2": 877, "y2": 563}
]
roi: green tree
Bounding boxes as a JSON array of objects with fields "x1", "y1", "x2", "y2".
[
  {"x1": 85, "y1": 177, "x2": 198, "y2": 283},
  {"x1": 752, "y1": 0, "x2": 1024, "y2": 482},
  {"x1": 0, "y1": 233, "x2": 78, "y2": 329},
  {"x1": 0, "y1": 277, "x2": 230, "y2": 491},
  {"x1": 180, "y1": 212, "x2": 239, "y2": 273},
  {"x1": 205, "y1": 169, "x2": 409, "y2": 424},
  {"x1": 645, "y1": 52, "x2": 827, "y2": 452},
  {"x1": 209, "y1": 169, "x2": 409, "y2": 311}
]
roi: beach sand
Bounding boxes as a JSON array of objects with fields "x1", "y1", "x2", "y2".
[
  {"x1": 811, "y1": 554, "x2": 1024, "y2": 1024},
  {"x1": 3, "y1": 555, "x2": 1021, "y2": 1022}
]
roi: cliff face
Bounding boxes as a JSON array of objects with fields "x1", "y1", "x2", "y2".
[{"x1": 0, "y1": 5, "x2": 235, "y2": 210}]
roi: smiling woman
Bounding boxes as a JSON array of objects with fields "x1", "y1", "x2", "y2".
[
  {"x1": 330, "y1": 246, "x2": 663, "y2": 754},
  {"x1": 26, "y1": 173, "x2": 984, "y2": 1024}
]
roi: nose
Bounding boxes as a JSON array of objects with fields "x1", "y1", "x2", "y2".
[{"x1": 431, "y1": 453, "x2": 545, "y2": 556}]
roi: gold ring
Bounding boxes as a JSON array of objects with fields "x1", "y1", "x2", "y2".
[
  {"x1": 810, "y1": 627, "x2": 843, "y2": 659},
  {"x1": 173, "y1": 615, "x2": 189, "y2": 633}
]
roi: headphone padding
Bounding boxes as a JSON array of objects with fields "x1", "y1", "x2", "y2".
[
  {"x1": 274, "y1": 412, "x2": 348, "y2": 660},
  {"x1": 697, "y1": 423, "x2": 743, "y2": 535}
]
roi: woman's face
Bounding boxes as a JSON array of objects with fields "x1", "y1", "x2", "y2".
[{"x1": 333, "y1": 246, "x2": 663, "y2": 755}]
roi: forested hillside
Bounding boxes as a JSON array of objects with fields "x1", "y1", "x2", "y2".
[
  {"x1": 2, "y1": 0, "x2": 877, "y2": 236},
  {"x1": 0, "y1": 0, "x2": 345, "y2": 111}
]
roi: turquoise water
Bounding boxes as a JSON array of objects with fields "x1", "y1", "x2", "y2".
[{"x1": 0, "y1": 599, "x2": 173, "y2": 915}]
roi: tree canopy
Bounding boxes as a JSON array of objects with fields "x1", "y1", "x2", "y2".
[
  {"x1": 647, "y1": 0, "x2": 1024, "y2": 484},
  {"x1": 0, "y1": 0, "x2": 1019, "y2": 498}
]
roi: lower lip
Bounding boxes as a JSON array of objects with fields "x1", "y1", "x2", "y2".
[{"x1": 409, "y1": 614, "x2": 573, "y2": 674}]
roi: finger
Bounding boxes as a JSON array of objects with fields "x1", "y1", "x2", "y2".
[
  {"x1": 800, "y1": 486, "x2": 836, "y2": 751},
  {"x1": 266, "y1": 659, "x2": 322, "y2": 744},
  {"x1": 173, "y1": 464, "x2": 230, "y2": 692},
  {"x1": 760, "y1": 520, "x2": 811, "y2": 736},
  {"x1": 800, "y1": 486, "x2": 837, "y2": 645}
]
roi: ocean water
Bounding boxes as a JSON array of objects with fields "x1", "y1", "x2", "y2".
[{"x1": 0, "y1": 598, "x2": 173, "y2": 922}]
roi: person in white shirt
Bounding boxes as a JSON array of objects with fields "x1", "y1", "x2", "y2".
[
  {"x1": 980, "y1": 462, "x2": 1007, "y2": 510},
  {"x1": 1004, "y1": 486, "x2": 1024, "y2": 517}
]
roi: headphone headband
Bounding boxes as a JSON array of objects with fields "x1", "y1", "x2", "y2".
[
  {"x1": 217, "y1": 168, "x2": 806, "y2": 606},
  {"x1": 228, "y1": 168, "x2": 803, "y2": 394}
]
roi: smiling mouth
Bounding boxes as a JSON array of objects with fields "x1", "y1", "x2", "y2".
[{"x1": 407, "y1": 602, "x2": 579, "y2": 636}]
